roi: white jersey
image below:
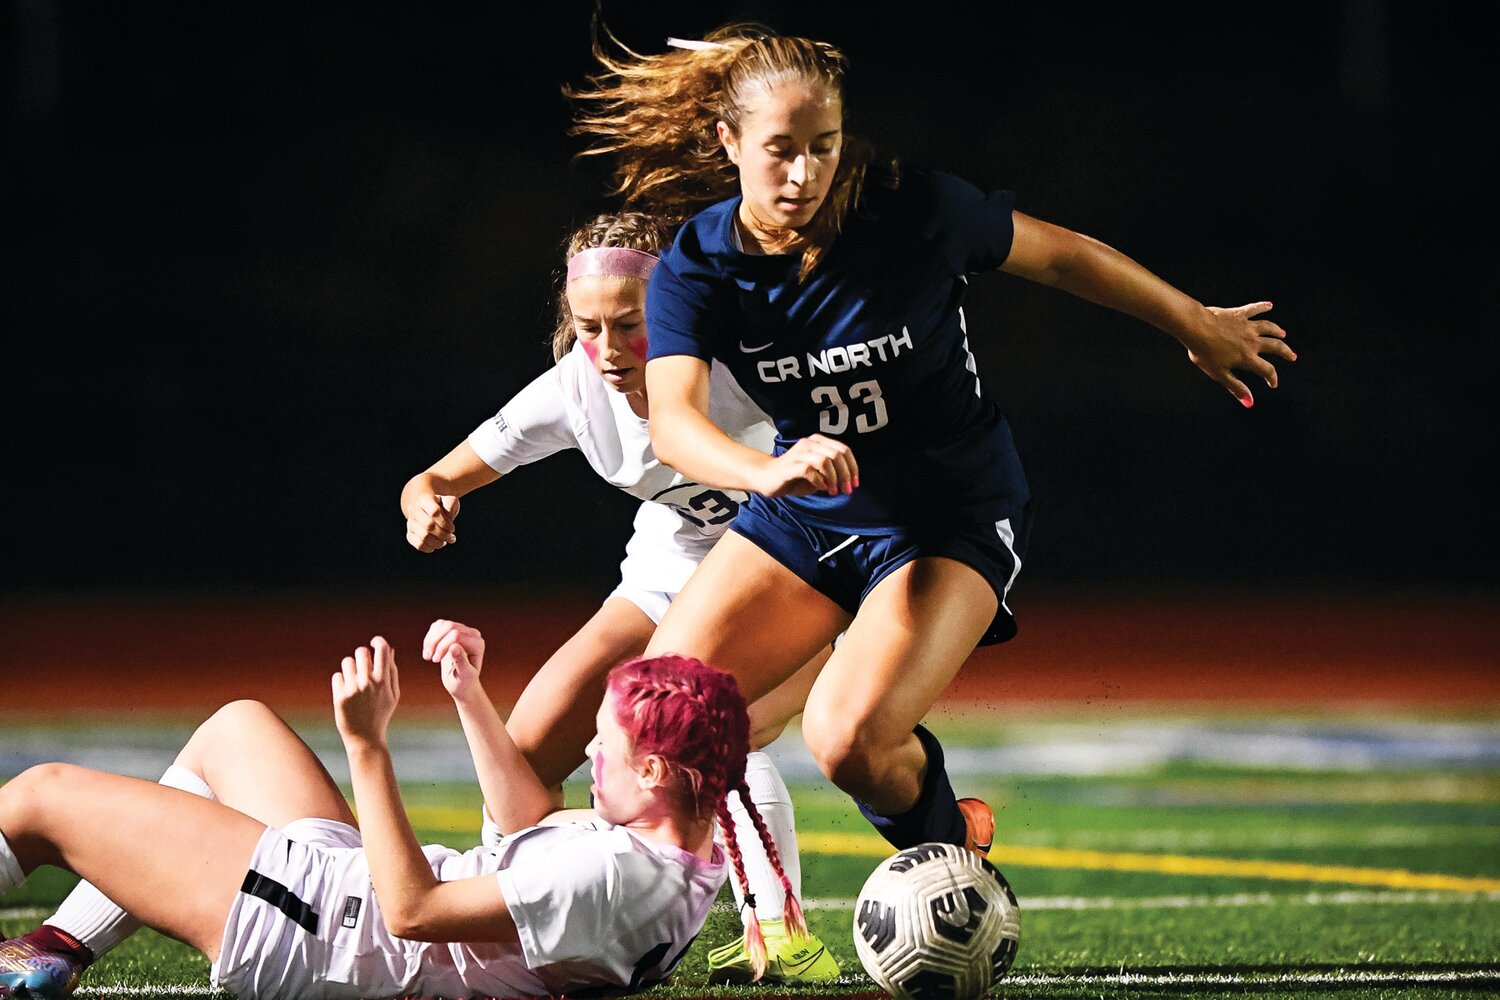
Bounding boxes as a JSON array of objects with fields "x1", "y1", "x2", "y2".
[
  {"x1": 213, "y1": 818, "x2": 726, "y2": 1000},
  {"x1": 467, "y1": 342, "x2": 774, "y2": 594}
]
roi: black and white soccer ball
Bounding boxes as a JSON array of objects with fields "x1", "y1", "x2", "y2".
[{"x1": 853, "y1": 842, "x2": 1021, "y2": 999}]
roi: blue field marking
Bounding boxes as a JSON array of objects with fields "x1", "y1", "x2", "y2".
[{"x1": 8, "y1": 716, "x2": 1499, "y2": 783}]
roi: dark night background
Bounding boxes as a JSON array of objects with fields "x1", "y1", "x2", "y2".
[{"x1": 5, "y1": 1, "x2": 1496, "y2": 603}]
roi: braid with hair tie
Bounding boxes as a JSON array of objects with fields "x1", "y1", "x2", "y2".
[
  {"x1": 714, "y1": 796, "x2": 768, "y2": 979},
  {"x1": 733, "y1": 779, "x2": 809, "y2": 939}
]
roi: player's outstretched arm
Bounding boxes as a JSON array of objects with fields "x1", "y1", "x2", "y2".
[
  {"x1": 334, "y1": 636, "x2": 520, "y2": 942},
  {"x1": 1001, "y1": 211, "x2": 1296, "y2": 407},
  {"x1": 423, "y1": 619, "x2": 558, "y2": 835},
  {"x1": 400, "y1": 441, "x2": 502, "y2": 552},
  {"x1": 646, "y1": 355, "x2": 858, "y2": 497}
]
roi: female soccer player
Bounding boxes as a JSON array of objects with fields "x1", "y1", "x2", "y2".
[
  {"x1": 569, "y1": 28, "x2": 1296, "y2": 857},
  {"x1": 401, "y1": 212, "x2": 809, "y2": 784},
  {"x1": 398, "y1": 213, "x2": 836, "y2": 980},
  {"x1": 0, "y1": 636, "x2": 793, "y2": 998}
]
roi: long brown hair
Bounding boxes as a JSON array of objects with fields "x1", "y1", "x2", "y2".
[
  {"x1": 552, "y1": 212, "x2": 675, "y2": 361},
  {"x1": 569, "y1": 23, "x2": 894, "y2": 281}
]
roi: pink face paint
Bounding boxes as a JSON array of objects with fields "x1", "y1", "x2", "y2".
[
  {"x1": 580, "y1": 339, "x2": 599, "y2": 364},
  {"x1": 627, "y1": 334, "x2": 648, "y2": 357}
]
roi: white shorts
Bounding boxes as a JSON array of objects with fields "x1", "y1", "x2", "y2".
[
  {"x1": 211, "y1": 820, "x2": 421, "y2": 1000},
  {"x1": 614, "y1": 501, "x2": 718, "y2": 612},
  {"x1": 605, "y1": 587, "x2": 673, "y2": 625}
]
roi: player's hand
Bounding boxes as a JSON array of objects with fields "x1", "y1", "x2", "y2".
[
  {"x1": 1185, "y1": 302, "x2": 1296, "y2": 408},
  {"x1": 422, "y1": 619, "x2": 486, "y2": 674},
  {"x1": 753, "y1": 435, "x2": 859, "y2": 498},
  {"x1": 333, "y1": 636, "x2": 401, "y2": 747},
  {"x1": 438, "y1": 644, "x2": 483, "y2": 700},
  {"x1": 405, "y1": 494, "x2": 461, "y2": 552}
]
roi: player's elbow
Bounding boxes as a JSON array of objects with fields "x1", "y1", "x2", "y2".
[
  {"x1": 382, "y1": 900, "x2": 441, "y2": 941},
  {"x1": 646, "y1": 412, "x2": 692, "y2": 470},
  {"x1": 376, "y1": 885, "x2": 443, "y2": 940}
]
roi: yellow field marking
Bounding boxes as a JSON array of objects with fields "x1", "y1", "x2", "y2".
[
  {"x1": 370, "y1": 809, "x2": 1500, "y2": 894},
  {"x1": 799, "y1": 831, "x2": 1500, "y2": 894},
  {"x1": 400, "y1": 804, "x2": 484, "y2": 832}
]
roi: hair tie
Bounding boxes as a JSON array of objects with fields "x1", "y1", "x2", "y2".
[
  {"x1": 666, "y1": 36, "x2": 732, "y2": 51},
  {"x1": 566, "y1": 246, "x2": 659, "y2": 282},
  {"x1": 741, "y1": 893, "x2": 757, "y2": 910}
]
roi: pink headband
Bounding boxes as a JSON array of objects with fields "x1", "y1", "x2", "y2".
[{"x1": 567, "y1": 246, "x2": 659, "y2": 282}]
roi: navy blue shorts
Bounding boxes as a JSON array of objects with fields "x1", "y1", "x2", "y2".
[{"x1": 730, "y1": 494, "x2": 1031, "y2": 646}]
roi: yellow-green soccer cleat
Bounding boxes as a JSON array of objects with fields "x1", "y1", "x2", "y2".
[
  {"x1": 706, "y1": 918, "x2": 841, "y2": 985},
  {"x1": 0, "y1": 937, "x2": 83, "y2": 999}
]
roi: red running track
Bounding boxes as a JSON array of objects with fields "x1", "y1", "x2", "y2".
[{"x1": 1, "y1": 589, "x2": 1496, "y2": 716}]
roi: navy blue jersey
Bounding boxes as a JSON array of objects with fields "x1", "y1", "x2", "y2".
[{"x1": 647, "y1": 169, "x2": 1029, "y2": 531}]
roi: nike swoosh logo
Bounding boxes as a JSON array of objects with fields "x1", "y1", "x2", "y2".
[
  {"x1": 738, "y1": 341, "x2": 775, "y2": 353},
  {"x1": 774, "y1": 944, "x2": 828, "y2": 976}
]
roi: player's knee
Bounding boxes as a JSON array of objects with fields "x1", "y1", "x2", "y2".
[
  {"x1": 804, "y1": 705, "x2": 911, "y2": 793},
  {"x1": 180, "y1": 699, "x2": 277, "y2": 765},
  {"x1": 749, "y1": 717, "x2": 789, "y2": 751},
  {"x1": 802, "y1": 717, "x2": 874, "y2": 788},
  {"x1": 15, "y1": 761, "x2": 80, "y2": 791},
  {"x1": 0, "y1": 763, "x2": 78, "y2": 829},
  {"x1": 199, "y1": 699, "x2": 277, "y2": 739}
]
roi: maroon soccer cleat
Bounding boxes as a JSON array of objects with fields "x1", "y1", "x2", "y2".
[{"x1": 0, "y1": 935, "x2": 84, "y2": 999}]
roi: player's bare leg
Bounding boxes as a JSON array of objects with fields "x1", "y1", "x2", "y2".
[
  {"x1": 506, "y1": 597, "x2": 655, "y2": 801},
  {"x1": 748, "y1": 644, "x2": 829, "y2": 750},
  {"x1": 2, "y1": 700, "x2": 353, "y2": 991},
  {"x1": 801, "y1": 557, "x2": 997, "y2": 848},
  {"x1": 648, "y1": 532, "x2": 850, "y2": 697},
  {"x1": 173, "y1": 699, "x2": 356, "y2": 828},
  {"x1": 0, "y1": 764, "x2": 264, "y2": 961}
]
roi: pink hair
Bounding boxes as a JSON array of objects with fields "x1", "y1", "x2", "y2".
[{"x1": 606, "y1": 655, "x2": 806, "y2": 980}]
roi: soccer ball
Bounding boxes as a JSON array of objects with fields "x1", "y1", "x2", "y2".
[{"x1": 853, "y1": 842, "x2": 1021, "y2": 999}]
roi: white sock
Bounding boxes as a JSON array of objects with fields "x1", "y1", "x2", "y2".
[
  {"x1": 0, "y1": 828, "x2": 25, "y2": 893},
  {"x1": 47, "y1": 764, "x2": 216, "y2": 958},
  {"x1": 720, "y1": 751, "x2": 803, "y2": 926}
]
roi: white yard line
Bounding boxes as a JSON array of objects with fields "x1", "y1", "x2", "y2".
[
  {"x1": 0, "y1": 906, "x2": 49, "y2": 920},
  {"x1": 52, "y1": 967, "x2": 1500, "y2": 996},
  {"x1": 66, "y1": 988, "x2": 227, "y2": 998},
  {"x1": 1007, "y1": 968, "x2": 1500, "y2": 988},
  {"x1": 786, "y1": 887, "x2": 1500, "y2": 912},
  {"x1": 20, "y1": 889, "x2": 1498, "y2": 925},
  {"x1": 8, "y1": 898, "x2": 1498, "y2": 997}
]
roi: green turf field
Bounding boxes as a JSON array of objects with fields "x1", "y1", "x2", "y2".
[{"x1": 4, "y1": 713, "x2": 1499, "y2": 998}]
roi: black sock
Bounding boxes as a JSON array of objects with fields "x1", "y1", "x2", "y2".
[{"x1": 856, "y1": 724, "x2": 966, "y2": 849}]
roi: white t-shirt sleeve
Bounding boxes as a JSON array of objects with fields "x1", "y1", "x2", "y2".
[
  {"x1": 707, "y1": 360, "x2": 775, "y2": 453},
  {"x1": 496, "y1": 840, "x2": 617, "y2": 967},
  {"x1": 466, "y1": 364, "x2": 580, "y2": 476}
]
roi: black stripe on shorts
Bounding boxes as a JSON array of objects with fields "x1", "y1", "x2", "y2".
[{"x1": 241, "y1": 869, "x2": 319, "y2": 935}]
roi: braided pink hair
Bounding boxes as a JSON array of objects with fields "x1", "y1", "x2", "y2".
[{"x1": 606, "y1": 655, "x2": 805, "y2": 980}]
